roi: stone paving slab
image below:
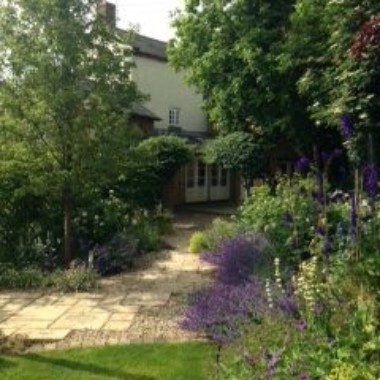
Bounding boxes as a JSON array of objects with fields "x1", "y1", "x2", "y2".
[
  {"x1": 123, "y1": 291, "x2": 171, "y2": 306},
  {"x1": 17, "y1": 305, "x2": 70, "y2": 319},
  {"x1": 50, "y1": 312, "x2": 110, "y2": 330},
  {"x1": 1, "y1": 328, "x2": 16, "y2": 336},
  {"x1": 0, "y1": 212, "x2": 217, "y2": 348},
  {"x1": 0, "y1": 318, "x2": 52, "y2": 329},
  {"x1": 15, "y1": 329, "x2": 71, "y2": 340},
  {"x1": 102, "y1": 319, "x2": 134, "y2": 331}
]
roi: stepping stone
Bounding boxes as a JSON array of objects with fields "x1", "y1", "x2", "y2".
[
  {"x1": 123, "y1": 292, "x2": 170, "y2": 306},
  {"x1": 74, "y1": 299, "x2": 102, "y2": 308},
  {"x1": 96, "y1": 304, "x2": 139, "y2": 314},
  {"x1": 102, "y1": 319, "x2": 134, "y2": 331},
  {"x1": 0, "y1": 318, "x2": 52, "y2": 329},
  {"x1": 0, "y1": 328, "x2": 17, "y2": 336},
  {"x1": 33, "y1": 295, "x2": 62, "y2": 306},
  {"x1": 1, "y1": 299, "x2": 36, "y2": 312},
  {"x1": 15, "y1": 329, "x2": 70, "y2": 341},
  {"x1": 17, "y1": 305, "x2": 70, "y2": 320},
  {"x1": 107, "y1": 313, "x2": 136, "y2": 321}
]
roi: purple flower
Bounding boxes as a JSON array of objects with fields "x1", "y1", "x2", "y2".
[
  {"x1": 204, "y1": 234, "x2": 269, "y2": 285},
  {"x1": 315, "y1": 226, "x2": 326, "y2": 236},
  {"x1": 363, "y1": 163, "x2": 378, "y2": 199},
  {"x1": 320, "y1": 151, "x2": 329, "y2": 163},
  {"x1": 323, "y1": 239, "x2": 332, "y2": 258},
  {"x1": 340, "y1": 113, "x2": 353, "y2": 140},
  {"x1": 277, "y1": 296, "x2": 299, "y2": 316},
  {"x1": 295, "y1": 320, "x2": 307, "y2": 331},
  {"x1": 295, "y1": 157, "x2": 311, "y2": 173},
  {"x1": 180, "y1": 282, "x2": 266, "y2": 343},
  {"x1": 297, "y1": 374, "x2": 310, "y2": 380}
]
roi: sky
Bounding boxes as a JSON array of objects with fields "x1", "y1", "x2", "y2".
[{"x1": 110, "y1": 0, "x2": 184, "y2": 42}]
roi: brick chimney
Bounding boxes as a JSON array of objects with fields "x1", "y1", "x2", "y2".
[{"x1": 98, "y1": 1, "x2": 116, "y2": 28}]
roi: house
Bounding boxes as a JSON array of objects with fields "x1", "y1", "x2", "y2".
[{"x1": 99, "y1": 1, "x2": 241, "y2": 208}]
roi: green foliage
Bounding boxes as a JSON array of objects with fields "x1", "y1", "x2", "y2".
[
  {"x1": 118, "y1": 136, "x2": 193, "y2": 209},
  {"x1": 0, "y1": 0, "x2": 143, "y2": 264},
  {"x1": 46, "y1": 267, "x2": 98, "y2": 292},
  {"x1": 286, "y1": 0, "x2": 380, "y2": 165},
  {"x1": 188, "y1": 218, "x2": 242, "y2": 254},
  {"x1": 189, "y1": 231, "x2": 210, "y2": 254},
  {"x1": 212, "y1": 175, "x2": 380, "y2": 379},
  {"x1": 169, "y1": 0, "x2": 296, "y2": 134},
  {"x1": 238, "y1": 177, "x2": 317, "y2": 265},
  {"x1": 202, "y1": 132, "x2": 270, "y2": 192},
  {"x1": 0, "y1": 265, "x2": 98, "y2": 292},
  {"x1": 136, "y1": 136, "x2": 193, "y2": 177},
  {"x1": 215, "y1": 249, "x2": 380, "y2": 380},
  {"x1": 0, "y1": 267, "x2": 46, "y2": 290},
  {"x1": 204, "y1": 218, "x2": 241, "y2": 252}
]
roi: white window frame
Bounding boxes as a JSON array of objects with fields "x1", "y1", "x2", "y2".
[{"x1": 169, "y1": 107, "x2": 180, "y2": 126}]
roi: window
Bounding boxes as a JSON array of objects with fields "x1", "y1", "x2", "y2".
[{"x1": 169, "y1": 108, "x2": 180, "y2": 126}]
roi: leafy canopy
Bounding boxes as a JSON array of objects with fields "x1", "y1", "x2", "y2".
[
  {"x1": 202, "y1": 132, "x2": 269, "y2": 192},
  {"x1": 0, "y1": 0, "x2": 143, "y2": 264}
]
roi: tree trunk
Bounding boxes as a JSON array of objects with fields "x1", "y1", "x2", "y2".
[{"x1": 63, "y1": 187, "x2": 72, "y2": 268}]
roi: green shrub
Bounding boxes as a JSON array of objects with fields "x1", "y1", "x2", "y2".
[
  {"x1": 205, "y1": 218, "x2": 241, "y2": 251},
  {"x1": 93, "y1": 232, "x2": 139, "y2": 276},
  {"x1": 189, "y1": 231, "x2": 210, "y2": 253},
  {"x1": 118, "y1": 136, "x2": 193, "y2": 209},
  {"x1": 134, "y1": 207, "x2": 173, "y2": 253},
  {"x1": 0, "y1": 266, "x2": 45, "y2": 289},
  {"x1": 151, "y1": 206, "x2": 173, "y2": 235},
  {"x1": 0, "y1": 265, "x2": 98, "y2": 292},
  {"x1": 47, "y1": 267, "x2": 98, "y2": 292},
  {"x1": 237, "y1": 177, "x2": 317, "y2": 266}
]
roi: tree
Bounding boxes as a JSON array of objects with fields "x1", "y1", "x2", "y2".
[
  {"x1": 286, "y1": 0, "x2": 380, "y2": 165},
  {"x1": 117, "y1": 136, "x2": 194, "y2": 209},
  {"x1": 202, "y1": 131, "x2": 269, "y2": 194},
  {"x1": 168, "y1": 0, "x2": 320, "y2": 150},
  {"x1": 0, "y1": 0, "x2": 142, "y2": 266}
]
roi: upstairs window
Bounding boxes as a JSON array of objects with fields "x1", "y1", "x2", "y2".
[{"x1": 169, "y1": 108, "x2": 180, "y2": 126}]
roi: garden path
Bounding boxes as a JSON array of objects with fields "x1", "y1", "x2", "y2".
[{"x1": 0, "y1": 211, "x2": 219, "y2": 351}]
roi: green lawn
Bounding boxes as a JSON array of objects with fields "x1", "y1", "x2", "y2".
[{"x1": 0, "y1": 342, "x2": 215, "y2": 380}]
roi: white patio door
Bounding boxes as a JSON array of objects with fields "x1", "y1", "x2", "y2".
[
  {"x1": 209, "y1": 164, "x2": 230, "y2": 201},
  {"x1": 185, "y1": 159, "x2": 208, "y2": 203}
]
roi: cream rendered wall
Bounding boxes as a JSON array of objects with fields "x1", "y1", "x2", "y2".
[{"x1": 132, "y1": 56, "x2": 208, "y2": 133}]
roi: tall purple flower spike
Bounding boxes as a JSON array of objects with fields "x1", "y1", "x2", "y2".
[
  {"x1": 295, "y1": 157, "x2": 310, "y2": 173},
  {"x1": 339, "y1": 113, "x2": 353, "y2": 140},
  {"x1": 363, "y1": 163, "x2": 378, "y2": 199}
]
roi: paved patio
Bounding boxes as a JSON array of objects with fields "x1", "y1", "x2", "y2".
[{"x1": 0, "y1": 212, "x2": 217, "y2": 350}]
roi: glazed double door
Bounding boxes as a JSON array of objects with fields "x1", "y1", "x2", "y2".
[{"x1": 185, "y1": 159, "x2": 230, "y2": 203}]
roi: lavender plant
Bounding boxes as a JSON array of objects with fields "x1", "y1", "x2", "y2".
[
  {"x1": 181, "y1": 281, "x2": 266, "y2": 344},
  {"x1": 203, "y1": 234, "x2": 270, "y2": 285}
]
